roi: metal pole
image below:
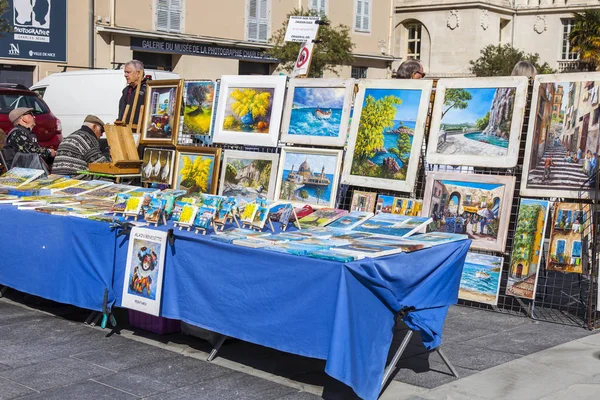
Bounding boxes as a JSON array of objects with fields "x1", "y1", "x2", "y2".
[{"x1": 381, "y1": 330, "x2": 413, "y2": 389}]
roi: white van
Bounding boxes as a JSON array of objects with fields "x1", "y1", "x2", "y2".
[{"x1": 31, "y1": 69, "x2": 179, "y2": 137}]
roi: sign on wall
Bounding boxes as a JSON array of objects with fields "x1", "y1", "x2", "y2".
[
  {"x1": 0, "y1": 0, "x2": 67, "y2": 63},
  {"x1": 284, "y1": 16, "x2": 319, "y2": 43}
]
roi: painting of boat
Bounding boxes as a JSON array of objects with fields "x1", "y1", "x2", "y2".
[{"x1": 314, "y1": 108, "x2": 332, "y2": 119}]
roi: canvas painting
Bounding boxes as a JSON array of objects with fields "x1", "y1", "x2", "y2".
[
  {"x1": 274, "y1": 147, "x2": 343, "y2": 208},
  {"x1": 83, "y1": 184, "x2": 136, "y2": 200},
  {"x1": 427, "y1": 77, "x2": 528, "y2": 168},
  {"x1": 173, "y1": 146, "x2": 221, "y2": 195},
  {"x1": 53, "y1": 180, "x2": 113, "y2": 197},
  {"x1": 280, "y1": 78, "x2": 354, "y2": 147},
  {"x1": 240, "y1": 202, "x2": 259, "y2": 225},
  {"x1": 218, "y1": 150, "x2": 279, "y2": 207},
  {"x1": 121, "y1": 227, "x2": 168, "y2": 316},
  {"x1": 178, "y1": 204, "x2": 198, "y2": 227},
  {"x1": 297, "y1": 208, "x2": 348, "y2": 228},
  {"x1": 145, "y1": 198, "x2": 166, "y2": 224},
  {"x1": 252, "y1": 206, "x2": 270, "y2": 229},
  {"x1": 459, "y1": 252, "x2": 504, "y2": 306},
  {"x1": 124, "y1": 196, "x2": 143, "y2": 217},
  {"x1": 327, "y1": 211, "x2": 374, "y2": 230},
  {"x1": 354, "y1": 213, "x2": 432, "y2": 238},
  {"x1": 521, "y1": 73, "x2": 600, "y2": 198},
  {"x1": 193, "y1": 206, "x2": 216, "y2": 230},
  {"x1": 183, "y1": 80, "x2": 216, "y2": 137},
  {"x1": 213, "y1": 75, "x2": 287, "y2": 147},
  {"x1": 506, "y1": 199, "x2": 551, "y2": 299},
  {"x1": 422, "y1": 172, "x2": 516, "y2": 252},
  {"x1": 547, "y1": 202, "x2": 591, "y2": 274},
  {"x1": 406, "y1": 232, "x2": 468, "y2": 246},
  {"x1": 375, "y1": 195, "x2": 422, "y2": 216},
  {"x1": 351, "y1": 191, "x2": 377, "y2": 213},
  {"x1": 0, "y1": 168, "x2": 45, "y2": 187},
  {"x1": 141, "y1": 79, "x2": 183, "y2": 145},
  {"x1": 46, "y1": 179, "x2": 84, "y2": 191},
  {"x1": 142, "y1": 148, "x2": 176, "y2": 185},
  {"x1": 342, "y1": 79, "x2": 432, "y2": 192}
]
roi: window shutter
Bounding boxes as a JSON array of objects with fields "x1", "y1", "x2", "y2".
[
  {"x1": 362, "y1": 0, "x2": 370, "y2": 31},
  {"x1": 355, "y1": 0, "x2": 362, "y2": 30},
  {"x1": 311, "y1": 0, "x2": 318, "y2": 9},
  {"x1": 258, "y1": 0, "x2": 268, "y2": 42},
  {"x1": 248, "y1": 0, "x2": 258, "y2": 41},
  {"x1": 169, "y1": 0, "x2": 182, "y2": 32},
  {"x1": 156, "y1": 0, "x2": 169, "y2": 31}
]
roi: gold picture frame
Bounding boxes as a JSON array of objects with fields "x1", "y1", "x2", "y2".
[
  {"x1": 172, "y1": 146, "x2": 222, "y2": 195},
  {"x1": 141, "y1": 79, "x2": 184, "y2": 146}
]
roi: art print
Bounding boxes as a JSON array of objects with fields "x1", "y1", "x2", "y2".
[
  {"x1": 177, "y1": 204, "x2": 198, "y2": 227},
  {"x1": 422, "y1": 172, "x2": 515, "y2": 252},
  {"x1": 376, "y1": 195, "x2": 422, "y2": 216},
  {"x1": 327, "y1": 211, "x2": 374, "y2": 230},
  {"x1": 547, "y1": 203, "x2": 591, "y2": 274},
  {"x1": 297, "y1": 208, "x2": 347, "y2": 228},
  {"x1": 183, "y1": 80, "x2": 216, "y2": 136},
  {"x1": 173, "y1": 146, "x2": 221, "y2": 194},
  {"x1": 459, "y1": 252, "x2": 504, "y2": 306},
  {"x1": 213, "y1": 75, "x2": 287, "y2": 147},
  {"x1": 121, "y1": 227, "x2": 168, "y2": 316},
  {"x1": 274, "y1": 147, "x2": 342, "y2": 208},
  {"x1": 0, "y1": 167, "x2": 44, "y2": 188},
  {"x1": 53, "y1": 180, "x2": 113, "y2": 196},
  {"x1": 427, "y1": 77, "x2": 528, "y2": 168},
  {"x1": 342, "y1": 79, "x2": 432, "y2": 192},
  {"x1": 280, "y1": 78, "x2": 354, "y2": 147},
  {"x1": 193, "y1": 206, "x2": 216, "y2": 230},
  {"x1": 351, "y1": 191, "x2": 377, "y2": 213},
  {"x1": 144, "y1": 198, "x2": 166, "y2": 224},
  {"x1": 240, "y1": 202, "x2": 258, "y2": 225},
  {"x1": 521, "y1": 73, "x2": 600, "y2": 198},
  {"x1": 252, "y1": 206, "x2": 270, "y2": 229},
  {"x1": 141, "y1": 79, "x2": 183, "y2": 145},
  {"x1": 354, "y1": 213, "x2": 431, "y2": 238},
  {"x1": 142, "y1": 148, "x2": 176, "y2": 185}
]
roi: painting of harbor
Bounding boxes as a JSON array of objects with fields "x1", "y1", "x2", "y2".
[{"x1": 459, "y1": 252, "x2": 504, "y2": 305}]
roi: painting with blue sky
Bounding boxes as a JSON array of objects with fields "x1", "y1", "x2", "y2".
[
  {"x1": 459, "y1": 252, "x2": 503, "y2": 305},
  {"x1": 289, "y1": 87, "x2": 346, "y2": 137}
]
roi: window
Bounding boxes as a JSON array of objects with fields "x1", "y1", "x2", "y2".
[
  {"x1": 354, "y1": 0, "x2": 371, "y2": 32},
  {"x1": 561, "y1": 19, "x2": 578, "y2": 60},
  {"x1": 310, "y1": 0, "x2": 327, "y2": 16},
  {"x1": 593, "y1": 107, "x2": 600, "y2": 125},
  {"x1": 247, "y1": 0, "x2": 270, "y2": 42},
  {"x1": 156, "y1": 0, "x2": 183, "y2": 33},
  {"x1": 351, "y1": 66, "x2": 368, "y2": 79},
  {"x1": 0, "y1": 94, "x2": 49, "y2": 115},
  {"x1": 406, "y1": 23, "x2": 422, "y2": 60}
]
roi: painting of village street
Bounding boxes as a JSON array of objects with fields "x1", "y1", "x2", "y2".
[
  {"x1": 547, "y1": 203, "x2": 590, "y2": 274},
  {"x1": 222, "y1": 156, "x2": 273, "y2": 207},
  {"x1": 435, "y1": 87, "x2": 516, "y2": 157},
  {"x1": 506, "y1": 199, "x2": 550, "y2": 300},
  {"x1": 278, "y1": 152, "x2": 339, "y2": 206},
  {"x1": 525, "y1": 80, "x2": 600, "y2": 193}
]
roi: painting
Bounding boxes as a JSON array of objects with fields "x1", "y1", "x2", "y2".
[
  {"x1": 53, "y1": 180, "x2": 113, "y2": 197},
  {"x1": 213, "y1": 75, "x2": 287, "y2": 147},
  {"x1": 506, "y1": 199, "x2": 551, "y2": 299},
  {"x1": 274, "y1": 147, "x2": 343, "y2": 208},
  {"x1": 121, "y1": 227, "x2": 168, "y2": 316},
  {"x1": 141, "y1": 79, "x2": 183, "y2": 145},
  {"x1": 218, "y1": 150, "x2": 279, "y2": 207},
  {"x1": 297, "y1": 208, "x2": 348, "y2": 228},
  {"x1": 83, "y1": 184, "x2": 136, "y2": 200},
  {"x1": 240, "y1": 202, "x2": 259, "y2": 225},
  {"x1": 280, "y1": 78, "x2": 354, "y2": 147},
  {"x1": 351, "y1": 191, "x2": 377, "y2": 213},
  {"x1": 177, "y1": 204, "x2": 198, "y2": 227},
  {"x1": 459, "y1": 252, "x2": 504, "y2": 306},
  {"x1": 183, "y1": 80, "x2": 216, "y2": 137},
  {"x1": 342, "y1": 79, "x2": 432, "y2": 192},
  {"x1": 193, "y1": 206, "x2": 216, "y2": 230},
  {"x1": 521, "y1": 73, "x2": 600, "y2": 198},
  {"x1": 353, "y1": 213, "x2": 432, "y2": 238},
  {"x1": 327, "y1": 211, "x2": 374, "y2": 230},
  {"x1": 141, "y1": 148, "x2": 176, "y2": 185},
  {"x1": 422, "y1": 172, "x2": 516, "y2": 252},
  {"x1": 172, "y1": 146, "x2": 221, "y2": 195},
  {"x1": 427, "y1": 77, "x2": 528, "y2": 168},
  {"x1": 0, "y1": 168, "x2": 44, "y2": 188},
  {"x1": 547, "y1": 202, "x2": 591, "y2": 274},
  {"x1": 144, "y1": 198, "x2": 166, "y2": 225},
  {"x1": 375, "y1": 195, "x2": 422, "y2": 216}
]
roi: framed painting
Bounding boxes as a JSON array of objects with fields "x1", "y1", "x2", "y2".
[
  {"x1": 521, "y1": 73, "x2": 600, "y2": 198},
  {"x1": 172, "y1": 146, "x2": 221, "y2": 195},
  {"x1": 506, "y1": 199, "x2": 551, "y2": 300},
  {"x1": 141, "y1": 79, "x2": 184, "y2": 145},
  {"x1": 280, "y1": 78, "x2": 354, "y2": 147},
  {"x1": 274, "y1": 147, "x2": 343, "y2": 208},
  {"x1": 422, "y1": 172, "x2": 516, "y2": 252},
  {"x1": 427, "y1": 76, "x2": 528, "y2": 168},
  {"x1": 375, "y1": 194, "x2": 423, "y2": 216},
  {"x1": 351, "y1": 190, "x2": 377, "y2": 213},
  {"x1": 547, "y1": 202, "x2": 591, "y2": 274},
  {"x1": 341, "y1": 79, "x2": 432, "y2": 192},
  {"x1": 218, "y1": 150, "x2": 279, "y2": 207},
  {"x1": 213, "y1": 75, "x2": 287, "y2": 147},
  {"x1": 459, "y1": 252, "x2": 504, "y2": 306},
  {"x1": 141, "y1": 148, "x2": 176, "y2": 185},
  {"x1": 182, "y1": 80, "x2": 216, "y2": 137}
]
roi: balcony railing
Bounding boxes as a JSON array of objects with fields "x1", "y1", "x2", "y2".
[{"x1": 558, "y1": 60, "x2": 593, "y2": 73}]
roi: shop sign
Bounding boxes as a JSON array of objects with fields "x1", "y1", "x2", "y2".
[{"x1": 284, "y1": 16, "x2": 319, "y2": 43}]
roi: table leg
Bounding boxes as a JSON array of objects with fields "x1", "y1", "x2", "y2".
[
  {"x1": 206, "y1": 335, "x2": 228, "y2": 362},
  {"x1": 381, "y1": 330, "x2": 413, "y2": 391},
  {"x1": 84, "y1": 311, "x2": 98, "y2": 325},
  {"x1": 436, "y1": 347, "x2": 459, "y2": 378},
  {"x1": 0, "y1": 286, "x2": 7, "y2": 298}
]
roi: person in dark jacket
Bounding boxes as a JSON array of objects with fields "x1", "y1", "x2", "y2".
[
  {"x1": 52, "y1": 115, "x2": 109, "y2": 176},
  {"x1": 4, "y1": 107, "x2": 55, "y2": 168},
  {"x1": 118, "y1": 60, "x2": 147, "y2": 125}
]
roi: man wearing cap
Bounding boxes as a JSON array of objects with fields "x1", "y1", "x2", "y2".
[
  {"x1": 4, "y1": 107, "x2": 55, "y2": 168},
  {"x1": 52, "y1": 115, "x2": 110, "y2": 176}
]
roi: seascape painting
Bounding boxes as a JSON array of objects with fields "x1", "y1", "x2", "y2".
[
  {"x1": 173, "y1": 147, "x2": 221, "y2": 195},
  {"x1": 141, "y1": 148, "x2": 175, "y2": 185},
  {"x1": 522, "y1": 73, "x2": 600, "y2": 198},
  {"x1": 459, "y1": 252, "x2": 504, "y2": 306},
  {"x1": 506, "y1": 199, "x2": 550, "y2": 300},
  {"x1": 547, "y1": 203, "x2": 590, "y2": 274},
  {"x1": 183, "y1": 81, "x2": 215, "y2": 136}
]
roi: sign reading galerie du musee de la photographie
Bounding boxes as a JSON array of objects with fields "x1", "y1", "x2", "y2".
[{"x1": 0, "y1": 0, "x2": 66, "y2": 63}]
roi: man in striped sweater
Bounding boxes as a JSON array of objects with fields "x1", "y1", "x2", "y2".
[{"x1": 52, "y1": 115, "x2": 110, "y2": 176}]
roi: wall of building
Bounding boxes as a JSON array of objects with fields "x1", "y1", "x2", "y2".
[{"x1": 172, "y1": 55, "x2": 240, "y2": 80}]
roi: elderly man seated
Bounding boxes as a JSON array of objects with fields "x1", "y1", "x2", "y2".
[{"x1": 52, "y1": 115, "x2": 110, "y2": 176}]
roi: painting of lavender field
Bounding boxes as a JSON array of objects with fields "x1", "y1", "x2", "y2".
[
  {"x1": 289, "y1": 87, "x2": 345, "y2": 138},
  {"x1": 459, "y1": 252, "x2": 503, "y2": 305}
]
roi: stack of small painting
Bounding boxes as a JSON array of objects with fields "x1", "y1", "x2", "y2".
[
  {"x1": 506, "y1": 199, "x2": 551, "y2": 299},
  {"x1": 141, "y1": 80, "x2": 183, "y2": 145},
  {"x1": 427, "y1": 77, "x2": 528, "y2": 168},
  {"x1": 459, "y1": 252, "x2": 504, "y2": 306},
  {"x1": 547, "y1": 203, "x2": 590, "y2": 274},
  {"x1": 375, "y1": 194, "x2": 422, "y2": 216},
  {"x1": 141, "y1": 148, "x2": 175, "y2": 185},
  {"x1": 280, "y1": 78, "x2": 354, "y2": 147},
  {"x1": 342, "y1": 79, "x2": 433, "y2": 192},
  {"x1": 422, "y1": 172, "x2": 515, "y2": 252},
  {"x1": 182, "y1": 81, "x2": 216, "y2": 137},
  {"x1": 172, "y1": 146, "x2": 221, "y2": 195},
  {"x1": 522, "y1": 73, "x2": 600, "y2": 198}
]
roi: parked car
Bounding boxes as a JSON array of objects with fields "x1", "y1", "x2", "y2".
[
  {"x1": 0, "y1": 84, "x2": 63, "y2": 150},
  {"x1": 30, "y1": 69, "x2": 180, "y2": 137}
]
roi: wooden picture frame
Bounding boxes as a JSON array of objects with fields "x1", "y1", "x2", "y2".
[
  {"x1": 427, "y1": 76, "x2": 528, "y2": 168},
  {"x1": 280, "y1": 78, "x2": 355, "y2": 147},
  {"x1": 341, "y1": 79, "x2": 432, "y2": 192},
  {"x1": 422, "y1": 172, "x2": 516, "y2": 252},
  {"x1": 172, "y1": 146, "x2": 222, "y2": 195},
  {"x1": 141, "y1": 79, "x2": 184, "y2": 146}
]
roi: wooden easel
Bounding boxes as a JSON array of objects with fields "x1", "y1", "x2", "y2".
[
  {"x1": 88, "y1": 124, "x2": 143, "y2": 174},
  {"x1": 115, "y1": 71, "x2": 146, "y2": 133}
]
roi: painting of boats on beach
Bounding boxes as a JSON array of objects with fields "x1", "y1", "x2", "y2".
[
  {"x1": 274, "y1": 147, "x2": 342, "y2": 208},
  {"x1": 280, "y1": 79, "x2": 354, "y2": 147},
  {"x1": 521, "y1": 73, "x2": 600, "y2": 198},
  {"x1": 459, "y1": 252, "x2": 504, "y2": 306},
  {"x1": 427, "y1": 77, "x2": 528, "y2": 168},
  {"x1": 342, "y1": 79, "x2": 432, "y2": 192}
]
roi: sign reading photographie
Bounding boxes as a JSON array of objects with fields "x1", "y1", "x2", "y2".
[{"x1": 0, "y1": 0, "x2": 67, "y2": 62}]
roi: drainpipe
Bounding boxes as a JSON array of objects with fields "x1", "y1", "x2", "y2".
[
  {"x1": 387, "y1": 0, "x2": 394, "y2": 78},
  {"x1": 110, "y1": 0, "x2": 116, "y2": 68},
  {"x1": 89, "y1": 0, "x2": 95, "y2": 68}
]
